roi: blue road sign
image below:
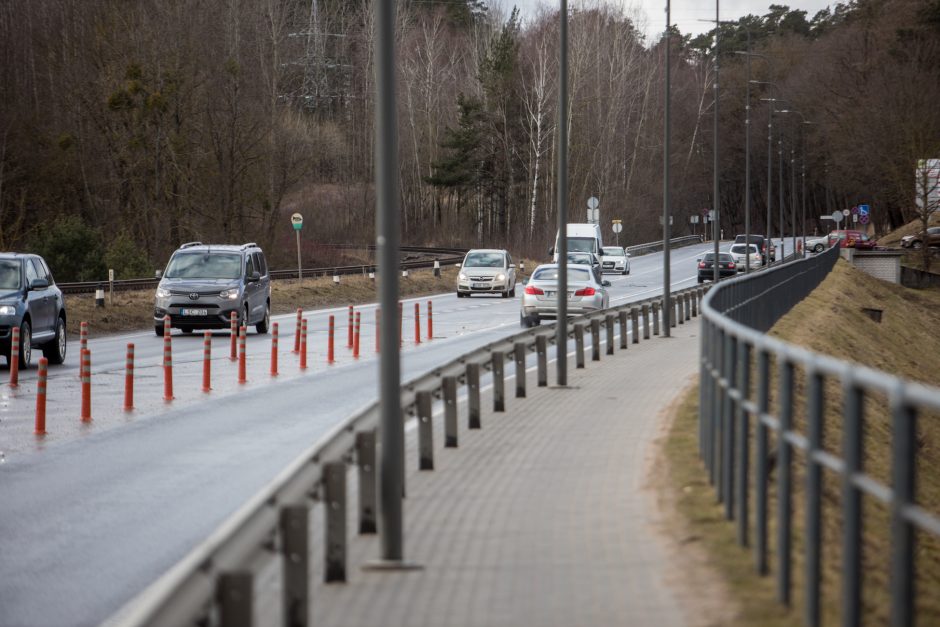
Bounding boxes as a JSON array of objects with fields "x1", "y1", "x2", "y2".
[{"x1": 858, "y1": 204, "x2": 870, "y2": 224}]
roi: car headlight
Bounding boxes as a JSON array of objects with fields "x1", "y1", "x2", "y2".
[
  {"x1": 219, "y1": 288, "x2": 239, "y2": 300},
  {"x1": 0, "y1": 304, "x2": 15, "y2": 316},
  {"x1": 495, "y1": 273, "x2": 506, "y2": 282},
  {"x1": 458, "y1": 272, "x2": 467, "y2": 280},
  {"x1": 155, "y1": 287, "x2": 170, "y2": 299}
]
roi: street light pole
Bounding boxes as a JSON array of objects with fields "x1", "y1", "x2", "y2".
[
  {"x1": 712, "y1": 0, "x2": 720, "y2": 282},
  {"x1": 790, "y1": 147, "x2": 797, "y2": 256},
  {"x1": 778, "y1": 134, "x2": 784, "y2": 259},
  {"x1": 557, "y1": 0, "x2": 569, "y2": 383},
  {"x1": 663, "y1": 1, "x2": 672, "y2": 337},
  {"x1": 732, "y1": 36, "x2": 754, "y2": 272}
]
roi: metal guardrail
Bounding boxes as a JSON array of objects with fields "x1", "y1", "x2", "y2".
[
  {"x1": 109, "y1": 283, "x2": 708, "y2": 626},
  {"x1": 57, "y1": 246, "x2": 469, "y2": 295},
  {"x1": 699, "y1": 245, "x2": 940, "y2": 626},
  {"x1": 626, "y1": 234, "x2": 703, "y2": 256}
]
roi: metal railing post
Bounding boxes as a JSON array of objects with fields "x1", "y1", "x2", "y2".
[
  {"x1": 514, "y1": 343, "x2": 527, "y2": 398},
  {"x1": 889, "y1": 389, "x2": 916, "y2": 627},
  {"x1": 356, "y1": 431, "x2": 377, "y2": 534},
  {"x1": 642, "y1": 304, "x2": 650, "y2": 339},
  {"x1": 218, "y1": 572, "x2": 253, "y2": 627},
  {"x1": 723, "y1": 334, "x2": 738, "y2": 520},
  {"x1": 755, "y1": 349, "x2": 770, "y2": 575},
  {"x1": 467, "y1": 363, "x2": 481, "y2": 428},
  {"x1": 536, "y1": 335, "x2": 548, "y2": 387},
  {"x1": 574, "y1": 324, "x2": 585, "y2": 368},
  {"x1": 842, "y1": 380, "x2": 864, "y2": 626},
  {"x1": 776, "y1": 357, "x2": 794, "y2": 606},
  {"x1": 736, "y1": 341, "x2": 751, "y2": 546},
  {"x1": 631, "y1": 308, "x2": 640, "y2": 344},
  {"x1": 652, "y1": 301, "x2": 660, "y2": 336},
  {"x1": 416, "y1": 391, "x2": 434, "y2": 469},
  {"x1": 605, "y1": 315, "x2": 615, "y2": 355},
  {"x1": 443, "y1": 376, "x2": 458, "y2": 447},
  {"x1": 618, "y1": 311, "x2": 628, "y2": 349},
  {"x1": 492, "y1": 352, "x2": 505, "y2": 412},
  {"x1": 280, "y1": 505, "x2": 309, "y2": 627},
  {"x1": 591, "y1": 318, "x2": 601, "y2": 361},
  {"x1": 324, "y1": 461, "x2": 347, "y2": 582},
  {"x1": 804, "y1": 367, "x2": 824, "y2": 627}
]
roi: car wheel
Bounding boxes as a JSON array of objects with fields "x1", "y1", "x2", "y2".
[
  {"x1": 912, "y1": 241, "x2": 923, "y2": 249},
  {"x1": 520, "y1": 313, "x2": 532, "y2": 328},
  {"x1": 18, "y1": 319, "x2": 32, "y2": 369},
  {"x1": 813, "y1": 243, "x2": 824, "y2": 253},
  {"x1": 509, "y1": 285, "x2": 516, "y2": 297},
  {"x1": 256, "y1": 303, "x2": 270, "y2": 334},
  {"x1": 501, "y1": 289, "x2": 509, "y2": 298},
  {"x1": 43, "y1": 316, "x2": 67, "y2": 365},
  {"x1": 697, "y1": 277, "x2": 704, "y2": 284}
]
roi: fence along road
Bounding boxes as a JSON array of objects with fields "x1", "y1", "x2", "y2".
[{"x1": 699, "y1": 245, "x2": 940, "y2": 627}]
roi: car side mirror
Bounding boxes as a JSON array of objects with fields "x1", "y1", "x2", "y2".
[
  {"x1": 155, "y1": 269, "x2": 163, "y2": 279},
  {"x1": 249, "y1": 271, "x2": 261, "y2": 282},
  {"x1": 509, "y1": 264, "x2": 516, "y2": 269},
  {"x1": 602, "y1": 280, "x2": 611, "y2": 287},
  {"x1": 30, "y1": 278, "x2": 50, "y2": 291}
]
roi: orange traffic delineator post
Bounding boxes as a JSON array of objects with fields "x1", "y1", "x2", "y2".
[
  {"x1": 414, "y1": 302, "x2": 421, "y2": 344},
  {"x1": 293, "y1": 308, "x2": 302, "y2": 353},
  {"x1": 35, "y1": 357, "x2": 48, "y2": 435},
  {"x1": 353, "y1": 311, "x2": 361, "y2": 359},
  {"x1": 163, "y1": 317, "x2": 174, "y2": 401},
  {"x1": 124, "y1": 343, "x2": 135, "y2": 411},
  {"x1": 9, "y1": 326, "x2": 19, "y2": 387},
  {"x1": 427, "y1": 300, "x2": 433, "y2": 340},
  {"x1": 80, "y1": 348, "x2": 92, "y2": 422},
  {"x1": 270, "y1": 322, "x2": 279, "y2": 376},
  {"x1": 202, "y1": 332, "x2": 212, "y2": 392},
  {"x1": 230, "y1": 312, "x2": 238, "y2": 361},
  {"x1": 238, "y1": 325, "x2": 247, "y2": 384},
  {"x1": 80, "y1": 320, "x2": 88, "y2": 352},
  {"x1": 327, "y1": 315, "x2": 335, "y2": 364},
  {"x1": 347, "y1": 305, "x2": 354, "y2": 348},
  {"x1": 300, "y1": 318, "x2": 308, "y2": 370}
]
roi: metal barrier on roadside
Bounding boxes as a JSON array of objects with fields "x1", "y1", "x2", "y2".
[
  {"x1": 110, "y1": 282, "x2": 708, "y2": 627},
  {"x1": 699, "y1": 245, "x2": 940, "y2": 627}
]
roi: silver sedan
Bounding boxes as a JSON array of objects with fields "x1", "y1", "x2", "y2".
[{"x1": 520, "y1": 263, "x2": 610, "y2": 327}]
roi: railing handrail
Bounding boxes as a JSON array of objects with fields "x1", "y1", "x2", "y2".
[
  {"x1": 699, "y1": 245, "x2": 940, "y2": 626},
  {"x1": 109, "y1": 279, "x2": 707, "y2": 626}
]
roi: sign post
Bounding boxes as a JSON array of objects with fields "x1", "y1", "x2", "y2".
[
  {"x1": 291, "y1": 213, "x2": 304, "y2": 279},
  {"x1": 612, "y1": 219, "x2": 622, "y2": 246},
  {"x1": 587, "y1": 197, "x2": 599, "y2": 224},
  {"x1": 108, "y1": 268, "x2": 114, "y2": 306}
]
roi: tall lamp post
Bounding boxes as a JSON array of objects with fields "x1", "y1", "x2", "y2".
[
  {"x1": 758, "y1": 91, "x2": 786, "y2": 261},
  {"x1": 777, "y1": 109, "x2": 812, "y2": 255},
  {"x1": 733, "y1": 48, "x2": 769, "y2": 272},
  {"x1": 663, "y1": 1, "x2": 672, "y2": 336},
  {"x1": 557, "y1": 0, "x2": 569, "y2": 381}
]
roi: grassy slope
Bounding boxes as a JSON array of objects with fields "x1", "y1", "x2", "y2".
[{"x1": 665, "y1": 259, "x2": 940, "y2": 625}]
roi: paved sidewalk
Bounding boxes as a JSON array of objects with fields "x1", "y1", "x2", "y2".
[{"x1": 311, "y1": 320, "x2": 702, "y2": 627}]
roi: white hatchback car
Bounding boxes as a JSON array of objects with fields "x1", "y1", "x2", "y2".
[
  {"x1": 456, "y1": 249, "x2": 517, "y2": 298},
  {"x1": 727, "y1": 243, "x2": 761, "y2": 271},
  {"x1": 600, "y1": 246, "x2": 630, "y2": 275}
]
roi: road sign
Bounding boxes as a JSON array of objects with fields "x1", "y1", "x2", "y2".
[
  {"x1": 690, "y1": 215, "x2": 700, "y2": 224},
  {"x1": 852, "y1": 214, "x2": 858, "y2": 223},
  {"x1": 587, "y1": 196, "x2": 599, "y2": 210},
  {"x1": 612, "y1": 218, "x2": 621, "y2": 223},
  {"x1": 831, "y1": 211, "x2": 844, "y2": 223},
  {"x1": 842, "y1": 208, "x2": 851, "y2": 216},
  {"x1": 612, "y1": 223, "x2": 622, "y2": 233},
  {"x1": 291, "y1": 212, "x2": 304, "y2": 231},
  {"x1": 708, "y1": 210, "x2": 716, "y2": 220},
  {"x1": 858, "y1": 204, "x2": 870, "y2": 224}
]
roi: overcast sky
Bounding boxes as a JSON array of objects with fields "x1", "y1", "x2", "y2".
[{"x1": 502, "y1": 0, "x2": 837, "y2": 42}]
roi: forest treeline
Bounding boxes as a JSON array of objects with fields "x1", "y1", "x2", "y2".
[{"x1": 0, "y1": 0, "x2": 938, "y2": 279}]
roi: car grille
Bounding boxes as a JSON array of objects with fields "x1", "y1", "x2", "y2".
[
  {"x1": 468, "y1": 276, "x2": 493, "y2": 282},
  {"x1": 602, "y1": 262, "x2": 614, "y2": 268},
  {"x1": 169, "y1": 302, "x2": 221, "y2": 310},
  {"x1": 169, "y1": 289, "x2": 224, "y2": 297}
]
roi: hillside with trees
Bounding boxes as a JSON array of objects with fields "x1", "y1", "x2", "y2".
[{"x1": 0, "y1": 0, "x2": 937, "y2": 279}]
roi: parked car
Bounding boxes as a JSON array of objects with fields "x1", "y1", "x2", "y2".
[
  {"x1": 0, "y1": 253, "x2": 67, "y2": 368},
  {"x1": 456, "y1": 249, "x2": 517, "y2": 298},
  {"x1": 697, "y1": 252, "x2": 737, "y2": 283},
  {"x1": 727, "y1": 243, "x2": 761, "y2": 270},
  {"x1": 733, "y1": 234, "x2": 774, "y2": 264},
  {"x1": 900, "y1": 226, "x2": 940, "y2": 249},
  {"x1": 154, "y1": 242, "x2": 271, "y2": 336},
  {"x1": 520, "y1": 264, "x2": 610, "y2": 327},
  {"x1": 827, "y1": 230, "x2": 877, "y2": 250},
  {"x1": 805, "y1": 235, "x2": 828, "y2": 253},
  {"x1": 600, "y1": 246, "x2": 631, "y2": 275}
]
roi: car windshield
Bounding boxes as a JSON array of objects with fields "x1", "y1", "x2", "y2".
[
  {"x1": 566, "y1": 238, "x2": 595, "y2": 253},
  {"x1": 463, "y1": 252, "x2": 504, "y2": 268},
  {"x1": 0, "y1": 260, "x2": 21, "y2": 289},
  {"x1": 165, "y1": 253, "x2": 242, "y2": 279},
  {"x1": 532, "y1": 267, "x2": 593, "y2": 283},
  {"x1": 602, "y1": 247, "x2": 623, "y2": 256},
  {"x1": 567, "y1": 254, "x2": 593, "y2": 265}
]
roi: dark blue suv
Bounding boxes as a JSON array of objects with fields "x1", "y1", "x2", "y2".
[{"x1": 0, "y1": 254, "x2": 67, "y2": 369}]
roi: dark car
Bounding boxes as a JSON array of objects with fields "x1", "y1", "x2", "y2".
[
  {"x1": 900, "y1": 226, "x2": 940, "y2": 249},
  {"x1": 827, "y1": 230, "x2": 877, "y2": 250},
  {"x1": 734, "y1": 234, "x2": 774, "y2": 265},
  {"x1": 0, "y1": 253, "x2": 68, "y2": 368},
  {"x1": 697, "y1": 252, "x2": 737, "y2": 283}
]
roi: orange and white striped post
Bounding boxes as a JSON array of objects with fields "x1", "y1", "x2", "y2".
[
  {"x1": 163, "y1": 318, "x2": 174, "y2": 401},
  {"x1": 80, "y1": 320, "x2": 88, "y2": 352},
  {"x1": 353, "y1": 311, "x2": 361, "y2": 359},
  {"x1": 293, "y1": 308, "x2": 302, "y2": 353},
  {"x1": 270, "y1": 322, "x2": 279, "y2": 376},
  {"x1": 238, "y1": 325, "x2": 247, "y2": 384},
  {"x1": 427, "y1": 300, "x2": 433, "y2": 340},
  {"x1": 414, "y1": 302, "x2": 421, "y2": 344},
  {"x1": 327, "y1": 315, "x2": 335, "y2": 364},
  {"x1": 34, "y1": 357, "x2": 48, "y2": 435},
  {"x1": 124, "y1": 343, "x2": 135, "y2": 410},
  {"x1": 202, "y1": 332, "x2": 212, "y2": 392},
  {"x1": 347, "y1": 305, "x2": 354, "y2": 348},
  {"x1": 9, "y1": 326, "x2": 19, "y2": 387},
  {"x1": 80, "y1": 348, "x2": 92, "y2": 422},
  {"x1": 300, "y1": 318, "x2": 308, "y2": 370},
  {"x1": 230, "y1": 312, "x2": 238, "y2": 361}
]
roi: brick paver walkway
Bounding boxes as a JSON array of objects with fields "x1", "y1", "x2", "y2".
[{"x1": 311, "y1": 320, "x2": 702, "y2": 627}]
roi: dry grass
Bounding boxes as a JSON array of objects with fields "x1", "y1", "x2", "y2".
[{"x1": 664, "y1": 259, "x2": 940, "y2": 625}]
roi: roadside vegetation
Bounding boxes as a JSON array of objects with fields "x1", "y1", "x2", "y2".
[{"x1": 664, "y1": 260, "x2": 940, "y2": 625}]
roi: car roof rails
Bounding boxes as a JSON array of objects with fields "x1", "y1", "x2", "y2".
[
  {"x1": 179, "y1": 241, "x2": 203, "y2": 249},
  {"x1": 241, "y1": 242, "x2": 258, "y2": 250}
]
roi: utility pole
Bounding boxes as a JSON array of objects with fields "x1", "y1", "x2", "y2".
[
  {"x1": 663, "y1": 1, "x2": 672, "y2": 336},
  {"x1": 743, "y1": 31, "x2": 751, "y2": 272},
  {"x1": 557, "y1": 0, "x2": 570, "y2": 381}
]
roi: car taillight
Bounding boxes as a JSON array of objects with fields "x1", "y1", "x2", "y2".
[
  {"x1": 574, "y1": 287, "x2": 595, "y2": 296},
  {"x1": 728, "y1": 262, "x2": 735, "y2": 268},
  {"x1": 698, "y1": 262, "x2": 706, "y2": 268},
  {"x1": 524, "y1": 285, "x2": 544, "y2": 295}
]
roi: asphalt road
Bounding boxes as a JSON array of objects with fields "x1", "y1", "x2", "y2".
[{"x1": 0, "y1": 241, "x2": 734, "y2": 627}]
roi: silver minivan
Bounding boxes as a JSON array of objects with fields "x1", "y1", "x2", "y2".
[{"x1": 153, "y1": 242, "x2": 271, "y2": 336}]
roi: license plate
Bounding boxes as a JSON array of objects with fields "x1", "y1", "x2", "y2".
[
  {"x1": 472, "y1": 282, "x2": 489, "y2": 289},
  {"x1": 181, "y1": 308, "x2": 208, "y2": 316},
  {"x1": 544, "y1": 291, "x2": 555, "y2": 298}
]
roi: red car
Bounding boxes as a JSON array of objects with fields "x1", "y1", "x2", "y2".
[{"x1": 827, "y1": 229, "x2": 877, "y2": 250}]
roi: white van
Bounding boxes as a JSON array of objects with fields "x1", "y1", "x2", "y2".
[{"x1": 550, "y1": 223, "x2": 604, "y2": 262}]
